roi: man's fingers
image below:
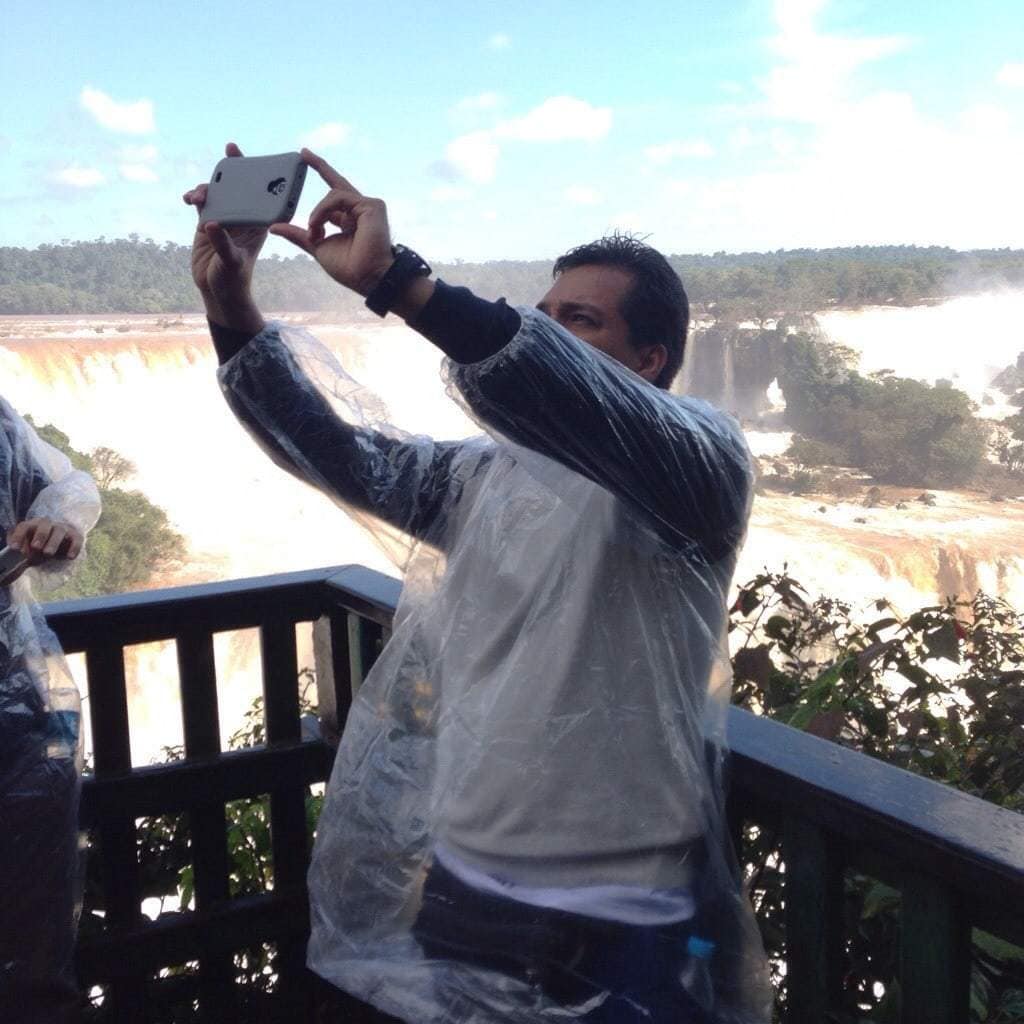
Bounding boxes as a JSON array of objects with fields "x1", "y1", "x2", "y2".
[
  {"x1": 6, "y1": 522, "x2": 27, "y2": 551},
  {"x1": 183, "y1": 184, "x2": 208, "y2": 208},
  {"x1": 226, "y1": 142, "x2": 244, "y2": 158},
  {"x1": 64, "y1": 529, "x2": 83, "y2": 559},
  {"x1": 307, "y1": 188, "x2": 364, "y2": 242},
  {"x1": 269, "y1": 223, "x2": 314, "y2": 254},
  {"x1": 42, "y1": 525, "x2": 67, "y2": 557},
  {"x1": 29, "y1": 522, "x2": 53, "y2": 552},
  {"x1": 301, "y1": 148, "x2": 357, "y2": 192},
  {"x1": 203, "y1": 223, "x2": 241, "y2": 266}
]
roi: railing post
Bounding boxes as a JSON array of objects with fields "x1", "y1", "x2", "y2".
[
  {"x1": 347, "y1": 614, "x2": 383, "y2": 693},
  {"x1": 260, "y1": 614, "x2": 310, "y2": 1010},
  {"x1": 312, "y1": 607, "x2": 352, "y2": 747},
  {"x1": 85, "y1": 641, "x2": 147, "y2": 1018},
  {"x1": 900, "y1": 873, "x2": 970, "y2": 1024},
  {"x1": 782, "y1": 816, "x2": 844, "y2": 1023},
  {"x1": 177, "y1": 628, "x2": 236, "y2": 1022}
]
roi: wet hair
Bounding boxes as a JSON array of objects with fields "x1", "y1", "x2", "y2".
[{"x1": 553, "y1": 234, "x2": 689, "y2": 389}]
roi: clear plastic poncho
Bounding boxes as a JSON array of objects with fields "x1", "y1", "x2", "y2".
[
  {"x1": 0, "y1": 395, "x2": 101, "y2": 1021},
  {"x1": 218, "y1": 309, "x2": 772, "y2": 1023}
]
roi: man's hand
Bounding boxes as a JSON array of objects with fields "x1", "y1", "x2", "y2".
[
  {"x1": 270, "y1": 150, "x2": 397, "y2": 297},
  {"x1": 182, "y1": 142, "x2": 266, "y2": 335},
  {"x1": 7, "y1": 518, "x2": 84, "y2": 565}
]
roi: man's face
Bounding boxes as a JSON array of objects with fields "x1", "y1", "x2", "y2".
[{"x1": 537, "y1": 264, "x2": 666, "y2": 384}]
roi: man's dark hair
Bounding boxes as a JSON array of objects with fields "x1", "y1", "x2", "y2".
[{"x1": 553, "y1": 234, "x2": 689, "y2": 389}]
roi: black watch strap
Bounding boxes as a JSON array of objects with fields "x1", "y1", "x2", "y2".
[{"x1": 364, "y1": 244, "x2": 432, "y2": 317}]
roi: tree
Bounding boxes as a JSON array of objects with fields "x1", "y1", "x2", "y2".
[
  {"x1": 88, "y1": 446, "x2": 136, "y2": 489},
  {"x1": 24, "y1": 418, "x2": 185, "y2": 597},
  {"x1": 993, "y1": 412, "x2": 1024, "y2": 474},
  {"x1": 778, "y1": 336, "x2": 990, "y2": 488}
]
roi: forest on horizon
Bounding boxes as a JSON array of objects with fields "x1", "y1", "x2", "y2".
[{"x1": 2, "y1": 237, "x2": 1024, "y2": 318}]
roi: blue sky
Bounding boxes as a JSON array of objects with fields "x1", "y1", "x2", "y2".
[{"x1": 2, "y1": 0, "x2": 1023, "y2": 260}]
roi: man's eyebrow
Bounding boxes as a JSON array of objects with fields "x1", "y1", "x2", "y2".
[{"x1": 536, "y1": 301, "x2": 604, "y2": 318}]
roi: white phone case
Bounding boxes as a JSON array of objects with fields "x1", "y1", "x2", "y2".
[{"x1": 199, "y1": 152, "x2": 307, "y2": 227}]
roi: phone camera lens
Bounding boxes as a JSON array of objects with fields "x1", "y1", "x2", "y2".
[{"x1": 214, "y1": 171, "x2": 222, "y2": 183}]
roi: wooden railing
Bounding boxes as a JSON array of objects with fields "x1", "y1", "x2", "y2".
[{"x1": 46, "y1": 565, "x2": 1024, "y2": 1023}]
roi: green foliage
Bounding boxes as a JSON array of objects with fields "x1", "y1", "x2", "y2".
[
  {"x1": 778, "y1": 334, "x2": 991, "y2": 486},
  {"x1": 60, "y1": 487, "x2": 185, "y2": 597},
  {"x1": 992, "y1": 411, "x2": 1024, "y2": 474},
  {"x1": 785, "y1": 436, "x2": 848, "y2": 469},
  {"x1": 25, "y1": 418, "x2": 185, "y2": 597},
  {"x1": 3, "y1": 238, "x2": 1024, "y2": 314},
  {"x1": 730, "y1": 572, "x2": 1024, "y2": 1020}
]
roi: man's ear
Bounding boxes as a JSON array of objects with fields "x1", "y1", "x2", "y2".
[{"x1": 637, "y1": 344, "x2": 668, "y2": 383}]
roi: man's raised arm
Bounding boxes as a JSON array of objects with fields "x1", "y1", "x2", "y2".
[
  {"x1": 183, "y1": 144, "x2": 469, "y2": 548},
  {"x1": 259, "y1": 148, "x2": 751, "y2": 560}
]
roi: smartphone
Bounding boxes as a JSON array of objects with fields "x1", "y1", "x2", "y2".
[
  {"x1": 0, "y1": 546, "x2": 28, "y2": 586},
  {"x1": 199, "y1": 151, "x2": 307, "y2": 227}
]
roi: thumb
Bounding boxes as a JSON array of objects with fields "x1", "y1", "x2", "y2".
[
  {"x1": 204, "y1": 222, "x2": 243, "y2": 268},
  {"x1": 269, "y1": 223, "x2": 314, "y2": 255}
]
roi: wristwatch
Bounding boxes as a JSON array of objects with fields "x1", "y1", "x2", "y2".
[{"x1": 364, "y1": 244, "x2": 432, "y2": 317}]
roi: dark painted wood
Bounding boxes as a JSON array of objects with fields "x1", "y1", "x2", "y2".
[
  {"x1": 80, "y1": 740, "x2": 332, "y2": 824},
  {"x1": 83, "y1": 642, "x2": 147, "y2": 1017},
  {"x1": 260, "y1": 615, "x2": 310, "y2": 1002},
  {"x1": 900, "y1": 873, "x2": 970, "y2": 1024},
  {"x1": 46, "y1": 565, "x2": 347, "y2": 651},
  {"x1": 782, "y1": 816, "x2": 844, "y2": 1022},
  {"x1": 347, "y1": 614, "x2": 383, "y2": 692},
  {"x1": 323, "y1": 565, "x2": 402, "y2": 627},
  {"x1": 76, "y1": 892, "x2": 309, "y2": 982},
  {"x1": 728, "y1": 706, "x2": 1024, "y2": 923},
  {"x1": 176, "y1": 628, "x2": 235, "y2": 1020},
  {"x1": 310, "y1": 607, "x2": 352, "y2": 746}
]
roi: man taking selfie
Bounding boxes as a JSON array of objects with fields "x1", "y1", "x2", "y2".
[{"x1": 185, "y1": 144, "x2": 769, "y2": 1024}]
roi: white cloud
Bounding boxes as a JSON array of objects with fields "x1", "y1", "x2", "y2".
[
  {"x1": 118, "y1": 144, "x2": 158, "y2": 163},
  {"x1": 664, "y1": 180, "x2": 692, "y2": 198},
  {"x1": 300, "y1": 122, "x2": 350, "y2": 149},
  {"x1": 456, "y1": 92, "x2": 501, "y2": 112},
  {"x1": 445, "y1": 131, "x2": 500, "y2": 183},
  {"x1": 674, "y1": 90, "x2": 1024, "y2": 250},
  {"x1": 487, "y1": 33, "x2": 511, "y2": 50},
  {"x1": 612, "y1": 1, "x2": 1024, "y2": 253},
  {"x1": 564, "y1": 185, "x2": 602, "y2": 205},
  {"x1": 80, "y1": 86, "x2": 155, "y2": 134},
  {"x1": 760, "y1": 0, "x2": 907, "y2": 123},
  {"x1": 728, "y1": 125, "x2": 757, "y2": 150},
  {"x1": 997, "y1": 63, "x2": 1024, "y2": 88},
  {"x1": 496, "y1": 96, "x2": 612, "y2": 142},
  {"x1": 440, "y1": 96, "x2": 613, "y2": 185},
  {"x1": 52, "y1": 166, "x2": 106, "y2": 188},
  {"x1": 430, "y1": 184, "x2": 472, "y2": 202},
  {"x1": 120, "y1": 164, "x2": 159, "y2": 183},
  {"x1": 644, "y1": 139, "x2": 714, "y2": 165}
]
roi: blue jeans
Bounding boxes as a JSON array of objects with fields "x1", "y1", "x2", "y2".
[{"x1": 413, "y1": 860, "x2": 714, "y2": 1023}]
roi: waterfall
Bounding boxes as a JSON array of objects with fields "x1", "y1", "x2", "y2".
[{"x1": 2, "y1": 303, "x2": 1022, "y2": 761}]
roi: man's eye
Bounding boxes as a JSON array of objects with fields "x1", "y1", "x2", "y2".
[{"x1": 570, "y1": 313, "x2": 593, "y2": 325}]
